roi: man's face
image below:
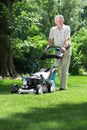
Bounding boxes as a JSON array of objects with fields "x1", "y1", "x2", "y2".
[{"x1": 55, "y1": 17, "x2": 64, "y2": 28}]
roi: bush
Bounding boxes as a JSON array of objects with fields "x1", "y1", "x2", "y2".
[{"x1": 70, "y1": 42, "x2": 83, "y2": 75}]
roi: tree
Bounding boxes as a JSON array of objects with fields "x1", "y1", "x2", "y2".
[
  {"x1": 57, "y1": 0, "x2": 82, "y2": 35},
  {"x1": 1, "y1": 0, "x2": 86, "y2": 76},
  {"x1": 0, "y1": 0, "x2": 16, "y2": 77},
  {"x1": 80, "y1": 0, "x2": 87, "y2": 26},
  {"x1": 11, "y1": 1, "x2": 47, "y2": 73}
]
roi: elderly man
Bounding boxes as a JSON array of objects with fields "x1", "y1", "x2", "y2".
[{"x1": 46, "y1": 15, "x2": 72, "y2": 90}]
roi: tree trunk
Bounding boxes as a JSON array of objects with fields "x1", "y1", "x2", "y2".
[{"x1": 0, "y1": 0, "x2": 16, "y2": 78}]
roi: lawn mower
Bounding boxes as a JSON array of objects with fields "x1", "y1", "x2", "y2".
[{"x1": 11, "y1": 46, "x2": 65, "y2": 94}]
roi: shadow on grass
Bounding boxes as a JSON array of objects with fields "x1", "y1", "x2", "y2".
[
  {"x1": 0, "y1": 102, "x2": 87, "y2": 130},
  {"x1": 0, "y1": 80, "x2": 22, "y2": 94}
]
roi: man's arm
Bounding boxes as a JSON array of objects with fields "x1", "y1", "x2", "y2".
[
  {"x1": 64, "y1": 37, "x2": 70, "y2": 49},
  {"x1": 61, "y1": 38, "x2": 70, "y2": 52},
  {"x1": 62, "y1": 26, "x2": 71, "y2": 52},
  {"x1": 45, "y1": 39, "x2": 53, "y2": 52},
  {"x1": 46, "y1": 27, "x2": 54, "y2": 49},
  {"x1": 48, "y1": 39, "x2": 52, "y2": 46}
]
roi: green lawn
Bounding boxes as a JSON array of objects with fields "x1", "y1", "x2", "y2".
[{"x1": 0, "y1": 76, "x2": 87, "y2": 130}]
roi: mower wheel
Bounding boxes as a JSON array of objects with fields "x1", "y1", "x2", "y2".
[
  {"x1": 11, "y1": 84, "x2": 19, "y2": 93},
  {"x1": 48, "y1": 80, "x2": 55, "y2": 93},
  {"x1": 36, "y1": 84, "x2": 43, "y2": 94}
]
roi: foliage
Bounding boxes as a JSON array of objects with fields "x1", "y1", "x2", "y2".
[
  {"x1": 11, "y1": 1, "x2": 47, "y2": 73},
  {"x1": 12, "y1": 34, "x2": 47, "y2": 73},
  {"x1": 70, "y1": 27, "x2": 87, "y2": 74},
  {"x1": 0, "y1": 2, "x2": 9, "y2": 33},
  {"x1": 11, "y1": 0, "x2": 87, "y2": 74},
  {"x1": 78, "y1": 67, "x2": 86, "y2": 75},
  {"x1": 70, "y1": 42, "x2": 83, "y2": 75},
  {"x1": 59, "y1": 0, "x2": 82, "y2": 34},
  {"x1": 35, "y1": 0, "x2": 59, "y2": 36},
  {"x1": 0, "y1": 2, "x2": 9, "y2": 19},
  {"x1": 80, "y1": 1, "x2": 87, "y2": 23},
  {"x1": 12, "y1": 2, "x2": 42, "y2": 39}
]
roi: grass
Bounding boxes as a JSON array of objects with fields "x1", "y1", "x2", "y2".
[{"x1": 0, "y1": 76, "x2": 87, "y2": 130}]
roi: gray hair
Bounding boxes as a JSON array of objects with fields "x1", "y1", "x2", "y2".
[{"x1": 55, "y1": 15, "x2": 64, "y2": 21}]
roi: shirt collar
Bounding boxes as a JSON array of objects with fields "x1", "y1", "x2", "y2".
[{"x1": 56, "y1": 24, "x2": 65, "y2": 30}]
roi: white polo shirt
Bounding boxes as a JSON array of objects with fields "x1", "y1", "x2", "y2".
[{"x1": 49, "y1": 24, "x2": 70, "y2": 47}]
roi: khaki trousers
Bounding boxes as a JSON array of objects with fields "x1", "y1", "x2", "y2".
[{"x1": 58, "y1": 48, "x2": 72, "y2": 89}]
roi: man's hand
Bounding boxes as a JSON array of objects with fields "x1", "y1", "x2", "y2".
[
  {"x1": 44, "y1": 45, "x2": 50, "y2": 53},
  {"x1": 61, "y1": 47, "x2": 66, "y2": 53}
]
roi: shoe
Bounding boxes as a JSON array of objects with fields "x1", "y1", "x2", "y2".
[{"x1": 59, "y1": 88, "x2": 66, "y2": 91}]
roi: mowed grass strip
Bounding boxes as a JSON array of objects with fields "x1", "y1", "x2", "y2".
[{"x1": 0, "y1": 76, "x2": 87, "y2": 130}]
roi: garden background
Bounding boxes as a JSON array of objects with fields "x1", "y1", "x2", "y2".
[
  {"x1": 0, "y1": 1, "x2": 87, "y2": 130},
  {"x1": 0, "y1": 0, "x2": 87, "y2": 77}
]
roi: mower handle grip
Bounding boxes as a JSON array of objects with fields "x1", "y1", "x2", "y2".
[
  {"x1": 46, "y1": 45, "x2": 71, "y2": 50},
  {"x1": 46, "y1": 46, "x2": 61, "y2": 50}
]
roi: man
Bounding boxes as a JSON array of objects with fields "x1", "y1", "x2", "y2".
[{"x1": 46, "y1": 15, "x2": 72, "y2": 90}]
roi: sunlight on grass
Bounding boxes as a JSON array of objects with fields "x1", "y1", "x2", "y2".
[{"x1": 0, "y1": 76, "x2": 87, "y2": 130}]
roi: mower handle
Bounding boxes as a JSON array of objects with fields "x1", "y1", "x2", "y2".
[
  {"x1": 46, "y1": 46, "x2": 61, "y2": 51},
  {"x1": 41, "y1": 46, "x2": 63, "y2": 60},
  {"x1": 46, "y1": 45, "x2": 70, "y2": 51},
  {"x1": 41, "y1": 45, "x2": 70, "y2": 60}
]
